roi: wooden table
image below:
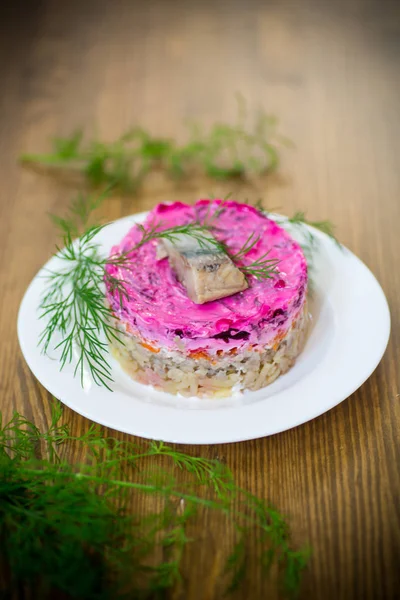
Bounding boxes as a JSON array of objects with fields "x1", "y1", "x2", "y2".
[{"x1": 1, "y1": 1, "x2": 399, "y2": 598}]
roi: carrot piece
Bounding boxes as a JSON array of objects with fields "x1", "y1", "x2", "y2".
[
  {"x1": 272, "y1": 331, "x2": 286, "y2": 351},
  {"x1": 141, "y1": 342, "x2": 160, "y2": 353},
  {"x1": 189, "y1": 350, "x2": 211, "y2": 361}
]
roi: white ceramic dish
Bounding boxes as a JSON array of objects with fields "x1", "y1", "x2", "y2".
[{"x1": 17, "y1": 213, "x2": 390, "y2": 444}]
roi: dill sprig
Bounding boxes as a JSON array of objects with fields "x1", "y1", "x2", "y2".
[
  {"x1": 49, "y1": 187, "x2": 110, "y2": 237},
  {"x1": 224, "y1": 228, "x2": 279, "y2": 280},
  {"x1": 253, "y1": 200, "x2": 341, "y2": 264},
  {"x1": 0, "y1": 401, "x2": 309, "y2": 598},
  {"x1": 134, "y1": 220, "x2": 227, "y2": 254},
  {"x1": 20, "y1": 98, "x2": 286, "y2": 193},
  {"x1": 287, "y1": 211, "x2": 341, "y2": 249},
  {"x1": 39, "y1": 224, "x2": 123, "y2": 391},
  {"x1": 229, "y1": 231, "x2": 261, "y2": 261},
  {"x1": 39, "y1": 188, "x2": 133, "y2": 390},
  {"x1": 229, "y1": 233, "x2": 280, "y2": 280},
  {"x1": 240, "y1": 250, "x2": 280, "y2": 280}
]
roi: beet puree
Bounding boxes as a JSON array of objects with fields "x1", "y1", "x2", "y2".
[{"x1": 105, "y1": 200, "x2": 307, "y2": 352}]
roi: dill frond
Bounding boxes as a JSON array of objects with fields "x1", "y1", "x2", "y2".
[
  {"x1": 229, "y1": 231, "x2": 262, "y2": 261},
  {"x1": 287, "y1": 211, "x2": 341, "y2": 248},
  {"x1": 240, "y1": 251, "x2": 280, "y2": 280},
  {"x1": 20, "y1": 100, "x2": 287, "y2": 194},
  {"x1": 0, "y1": 402, "x2": 309, "y2": 598},
  {"x1": 252, "y1": 201, "x2": 341, "y2": 263}
]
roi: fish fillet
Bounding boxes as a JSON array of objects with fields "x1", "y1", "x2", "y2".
[{"x1": 158, "y1": 234, "x2": 248, "y2": 304}]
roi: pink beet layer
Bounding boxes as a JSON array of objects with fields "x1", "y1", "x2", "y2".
[{"x1": 105, "y1": 200, "x2": 308, "y2": 353}]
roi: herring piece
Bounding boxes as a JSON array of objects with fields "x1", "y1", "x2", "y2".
[{"x1": 158, "y1": 233, "x2": 248, "y2": 304}]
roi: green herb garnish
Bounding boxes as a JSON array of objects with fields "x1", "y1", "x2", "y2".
[
  {"x1": 40, "y1": 223, "x2": 121, "y2": 391},
  {"x1": 286, "y1": 211, "x2": 341, "y2": 249},
  {"x1": 253, "y1": 200, "x2": 341, "y2": 261},
  {"x1": 20, "y1": 100, "x2": 286, "y2": 193},
  {"x1": 229, "y1": 232, "x2": 279, "y2": 280},
  {"x1": 39, "y1": 188, "x2": 127, "y2": 390},
  {"x1": 0, "y1": 401, "x2": 309, "y2": 598},
  {"x1": 134, "y1": 220, "x2": 227, "y2": 254},
  {"x1": 240, "y1": 250, "x2": 280, "y2": 280},
  {"x1": 229, "y1": 231, "x2": 261, "y2": 261}
]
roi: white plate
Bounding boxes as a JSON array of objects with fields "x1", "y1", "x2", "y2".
[{"x1": 18, "y1": 213, "x2": 391, "y2": 444}]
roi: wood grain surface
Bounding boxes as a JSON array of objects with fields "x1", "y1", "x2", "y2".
[{"x1": 1, "y1": 0, "x2": 399, "y2": 598}]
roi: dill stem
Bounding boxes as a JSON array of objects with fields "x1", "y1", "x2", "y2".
[
  {"x1": 20, "y1": 154, "x2": 87, "y2": 167},
  {"x1": 17, "y1": 468, "x2": 288, "y2": 539},
  {"x1": 19, "y1": 467, "x2": 222, "y2": 509}
]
